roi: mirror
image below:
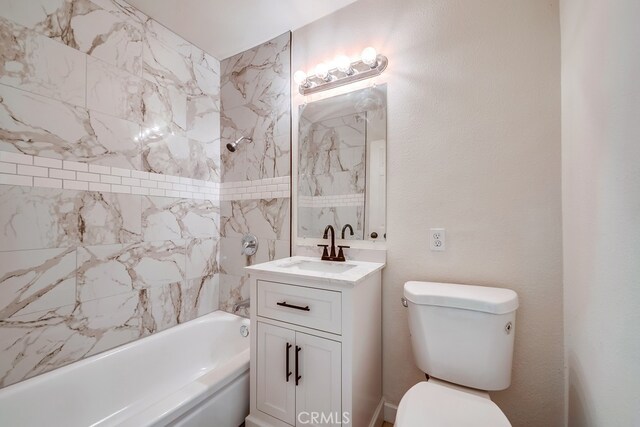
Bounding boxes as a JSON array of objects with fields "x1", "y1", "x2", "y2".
[{"x1": 298, "y1": 85, "x2": 387, "y2": 241}]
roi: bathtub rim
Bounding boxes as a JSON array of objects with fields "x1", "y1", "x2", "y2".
[{"x1": 117, "y1": 345, "x2": 250, "y2": 427}]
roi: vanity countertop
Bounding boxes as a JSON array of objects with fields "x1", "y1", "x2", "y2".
[{"x1": 245, "y1": 256, "x2": 385, "y2": 285}]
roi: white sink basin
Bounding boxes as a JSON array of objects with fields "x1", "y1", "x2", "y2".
[
  {"x1": 281, "y1": 260, "x2": 357, "y2": 274},
  {"x1": 246, "y1": 257, "x2": 385, "y2": 284}
]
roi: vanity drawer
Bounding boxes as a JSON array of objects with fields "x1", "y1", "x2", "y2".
[{"x1": 257, "y1": 280, "x2": 342, "y2": 334}]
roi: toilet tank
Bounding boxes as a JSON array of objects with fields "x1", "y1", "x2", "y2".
[{"x1": 404, "y1": 281, "x2": 519, "y2": 391}]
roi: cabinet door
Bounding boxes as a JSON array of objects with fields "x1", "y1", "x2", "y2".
[
  {"x1": 295, "y1": 332, "x2": 342, "y2": 427},
  {"x1": 257, "y1": 322, "x2": 296, "y2": 425}
]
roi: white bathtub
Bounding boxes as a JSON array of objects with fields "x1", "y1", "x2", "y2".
[{"x1": 0, "y1": 311, "x2": 250, "y2": 427}]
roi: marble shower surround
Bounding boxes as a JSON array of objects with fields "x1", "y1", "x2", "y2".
[
  {"x1": 220, "y1": 32, "x2": 291, "y2": 182},
  {"x1": 219, "y1": 32, "x2": 292, "y2": 314},
  {"x1": 0, "y1": 0, "x2": 222, "y2": 389},
  {"x1": 0, "y1": 0, "x2": 221, "y2": 180}
]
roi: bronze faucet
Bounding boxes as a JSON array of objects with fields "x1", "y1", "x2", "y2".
[
  {"x1": 341, "y1": 224, "x2": 354, "y2": 239},
  {"x1": 318, "y1": 224, "x2": 350, "y2": 262}
]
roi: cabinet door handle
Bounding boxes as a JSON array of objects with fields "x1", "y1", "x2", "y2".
[
  {"x1": 276, "y1": 301, "x2": 310, "y2": 312},
  {"x1": 295, "y1": 345, "x2": 302, "y2": 386},
  {"x1": 286, "y1": 343, "x2": 292, "y2": 382}
]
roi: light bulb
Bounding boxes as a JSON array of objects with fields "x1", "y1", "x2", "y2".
[
  {"x1": 361, "y1": 47, "x2": 378, "y2": 68},
  {"x1": 335, "y1": 55, "x2": 353, "y2": 75},
  {"x1": 293, "y1": 70, "x2": 308, "y2": 86},
  {"x1": 314, "y1": 63, "x2": 330, "y2": 81}
]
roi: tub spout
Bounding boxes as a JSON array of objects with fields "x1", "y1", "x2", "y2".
[{"x1": 232, "y1": 299, "x2": 250, "y2": 315}]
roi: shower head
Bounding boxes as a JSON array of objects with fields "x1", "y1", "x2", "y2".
[{"x1": 226, "y1": 136, "x2": 252, "y2": 152}]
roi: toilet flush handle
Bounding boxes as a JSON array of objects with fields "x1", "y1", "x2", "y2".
[{"x1": 401, "y1": 297, "x2": 408, "y2": 308}]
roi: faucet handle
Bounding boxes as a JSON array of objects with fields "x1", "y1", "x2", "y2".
[
  {"x1": 317, "y1": 244, "x2": 329, "y2": 259},
  {"x1": 337, "y1": 245, "x2": 350, "y2": 261}
]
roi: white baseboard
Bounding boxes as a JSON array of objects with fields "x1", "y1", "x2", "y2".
[
  {"x1": 383, "y1": 401, "x2": 398, "y2": 424},
  {"x1": 368, "y1": 398, "x2": 385, "y2": 427},
  {"x1": 245, "y1": 415, "x2": 271, "y2": 427}
]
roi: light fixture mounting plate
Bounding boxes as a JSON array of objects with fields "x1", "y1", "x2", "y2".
[{"x1": 299, "y1": 55, "x2": 388, "y2": 95}]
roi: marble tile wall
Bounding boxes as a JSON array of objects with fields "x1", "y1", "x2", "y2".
[
  {"x1": 219, "y1": 32, "x2": 292, "y2": 314},
  {"x1": 0, "y1": 0, "x2": 222, "y2": 388}
]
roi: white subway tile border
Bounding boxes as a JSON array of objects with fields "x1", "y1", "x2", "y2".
[
  {"x1": 0, "y1": 173, "x2": 32, "y2": 186},
  {"x1": 298, "y1": 194, "x2": 364, "y2": 208},
  {"x1": 0, "y1": 153, "x2": 290, "y2": 201},
  {"x1": 0, "y1": 162, "x2": 17, "y2": 174}
]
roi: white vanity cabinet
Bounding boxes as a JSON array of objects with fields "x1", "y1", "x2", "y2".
[
  {"x1": 256, "y1": 323, "x2": 341, "y2": 426},
  {"x1": 244, "y1": 257, "x2": 384, "y2": 427}
]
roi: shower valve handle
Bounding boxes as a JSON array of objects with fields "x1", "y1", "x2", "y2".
[{"x1": 241, "y1": 234, "x2": 258, "y2": 256}]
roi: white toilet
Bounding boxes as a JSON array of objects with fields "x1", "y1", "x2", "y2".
[{"x1": 396, "y1": 281, "x2": 519, "y2": 426}]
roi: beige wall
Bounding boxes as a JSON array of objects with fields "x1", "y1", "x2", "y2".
[
  {"x1": 561, "y1": 1, "x2": 640, "y2": 425},
  {"x1": 293, "y1": 1, "x2": 564, "y2": 425}
]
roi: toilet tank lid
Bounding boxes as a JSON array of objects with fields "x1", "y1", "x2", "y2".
[{"x1": 404, "y1": 281, "x2": 519, "y2": 314}]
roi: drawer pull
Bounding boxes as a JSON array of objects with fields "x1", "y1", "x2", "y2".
[{"x1": 276, "y1": 301, "x2": 310, "y2": 312}]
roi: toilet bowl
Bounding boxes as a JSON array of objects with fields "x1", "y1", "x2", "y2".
[
  {"x1": 396, "y1": 379, "x2": 510, "y2": 427},
  {"x1": 398, "y1": 281, "x2": 519, "y2": 426}
]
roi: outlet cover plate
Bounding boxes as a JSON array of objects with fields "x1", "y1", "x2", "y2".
[{"x1": 430, "y1": 228, "x2": 445, "y2": 251}]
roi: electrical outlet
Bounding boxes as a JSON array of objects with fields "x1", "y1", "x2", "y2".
[{"x1": 430, "y1": 228, "x2": 445, "y2": 251}]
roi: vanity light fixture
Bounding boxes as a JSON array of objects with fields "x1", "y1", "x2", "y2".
[
  {"x1": 294, "y1": 70, "x2": 311, "y2": 88},
  {"x1": 360, "y1": 47, "x2": 378, "y2": 68},
  {"x1": 314, "y1": 63, "x2": 331, "y2": 82},
  {"x1": 295, "y1": 46, "x2": 388, "y2": 95},
  {"x1": 335, "y1": 55, "x2": 354, "y2": 75}
]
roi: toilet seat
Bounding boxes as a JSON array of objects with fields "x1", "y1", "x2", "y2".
[{"x1": 395, "y1": 381, "x2": 511, "y2": 427}]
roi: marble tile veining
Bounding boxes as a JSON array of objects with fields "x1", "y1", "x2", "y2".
[
  {"x1": 142, "y1": 79, "x2": 187, "y2": 131},
  {"x1": 220, "y1": 32, "x2": 290, "y2": 114},
  {"x1": 143, "y1": 35, "x2": 195, "y2": 93},
  {"x1": 181, "y1": 274, "x2": 219, "y2": 321},
  {"x1": 0, "y1": 16, "x2": 86, "y2": 106},
  {"x1": 0, "y1": 247, "x2": 76, "y2": 319},
  {"x1": 77, "y1": 240, "x2": 186, "y2": 302},
  {"x1": 186, "y1": 237, "x2": 219, "y2": 280},
  {"x1": 244, "y1": 133, "x2": 291, "y2": 181},
  {"x1": 0, "y1": 185, "x2": 141, "y2": 251},
  {"x1": 0, "y1": 83, "x2": 141, "y2": 168},
  {"x1": 142, "y1": 196, "x2": 219, "y2": 241},
  {"x1": 0, "y1": 0, "x2": 145, "y2": 75},
  {"x1": 186, "y1": 94, "x2": 220, "y2": 143},
  {"x1": 142, "y1": 131, "x2": 219, "y2": 181},
  {"x1": 143, "y1": 18, "x2": 193, "y2": 60},
  {"x1": 87, "y1": 56, "x2": 146, "y2": 123},
  {"x1": 221, "y1": 198, "x2": 290, "y2": 241},
  {"x1": 144, "y1": 36, "x2": 220, "y2": 101},
  {"x1": 218, "y1": 273, "x2": 249, "y2": 314}
]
